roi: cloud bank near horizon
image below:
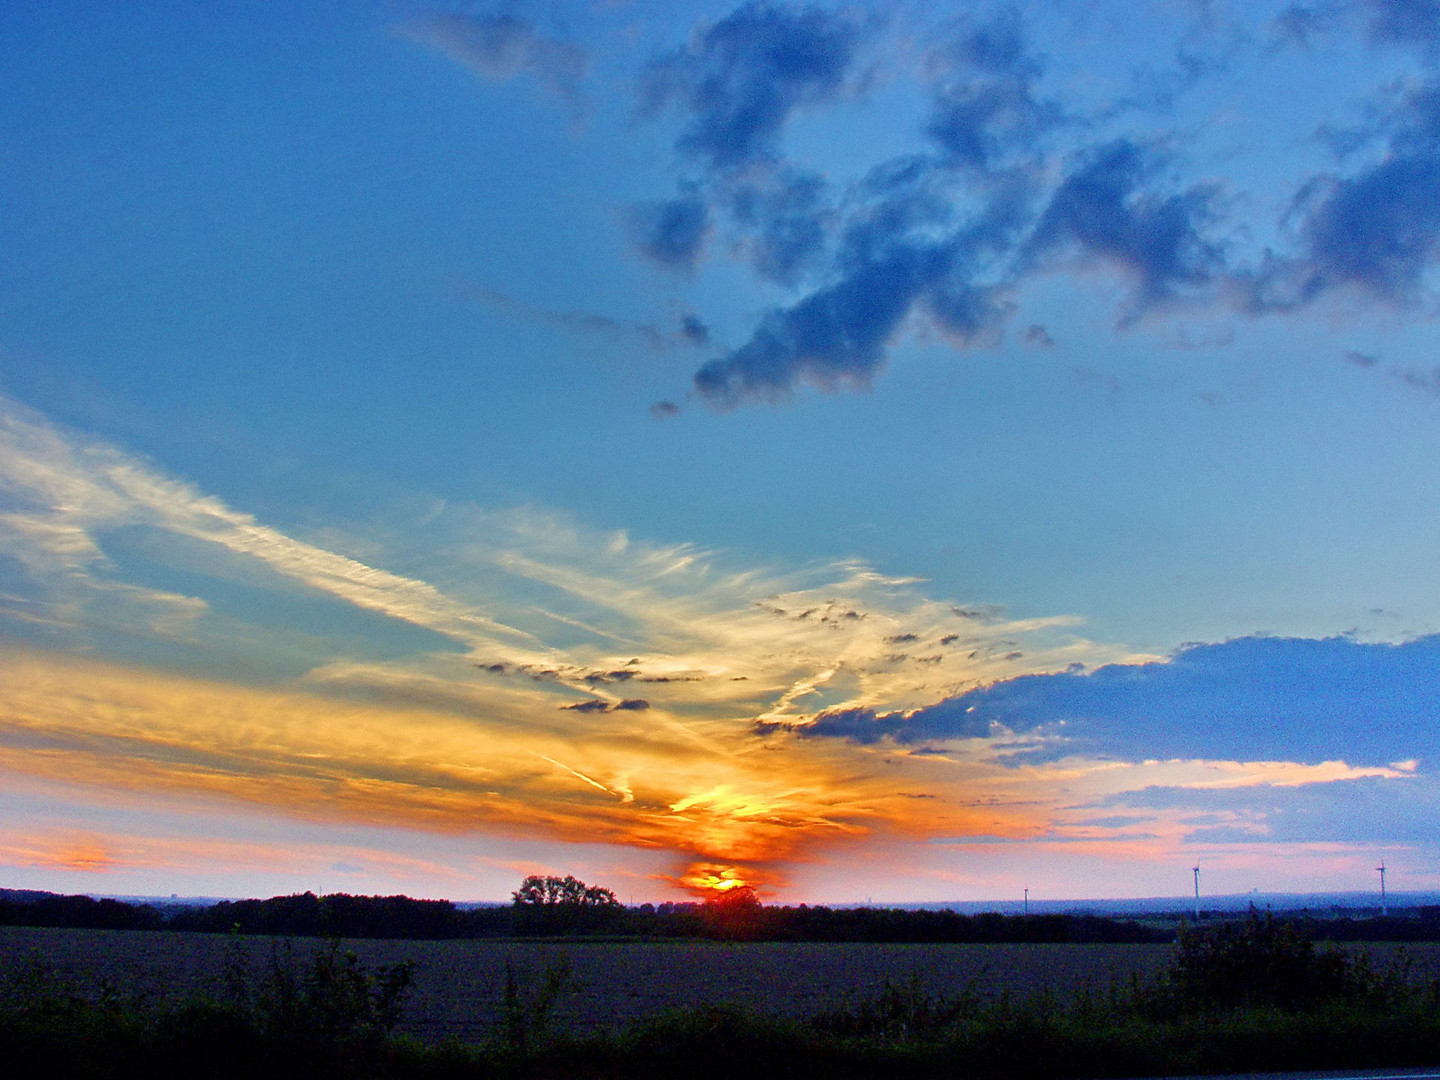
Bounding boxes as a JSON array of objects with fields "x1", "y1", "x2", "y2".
[{"x1": 782, "y1": 634, "x2": 1440, "y2": 768}]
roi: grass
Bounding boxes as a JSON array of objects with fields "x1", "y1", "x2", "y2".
[{"x1": 4, "y1": 911, "x2": 1440, "y2": 1078}]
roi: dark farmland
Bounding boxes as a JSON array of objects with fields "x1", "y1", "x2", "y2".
[{"x1": 5, "y1": 927, "x2": 1440, "y2": 1044}]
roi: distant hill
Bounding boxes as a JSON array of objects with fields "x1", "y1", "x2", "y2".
[{"x1": 896, "y1": 891, "x2": 1440, "y2": 917}]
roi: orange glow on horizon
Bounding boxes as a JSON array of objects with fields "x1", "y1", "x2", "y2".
[{"x1": 0, "y1": 643, "x2": 1423, "y2": 901}]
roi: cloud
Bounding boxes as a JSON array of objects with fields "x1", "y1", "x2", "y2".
[
  {"x1": 1099, "y1": 773, "x2": 1436, "y2": 846},
  {"x1": 1344, "y1": 349, "x2": 1380, "y2": 367},
  {"x1": 727, "y1": 168, "x2": 832, "y2": 284},
  {"x1": 1270, "y1": 4, "x2": 1340, "y2": 48},
  {"x1": 692, "y1": 175, "x2": 1026, "y2": 406},
  {"x1": 468, "y1": 286, "x2": 706, "y2": 352},
  {"x1": 629, "y1": 194, "x2": 711, "y2": 272},
  {"x1": 1288, "y1": 156, "x2": 1440, "y2": 302},
  {"x1": 3, "y1": 395, "x2": 1152, "y2": 887},
  {"x1": 692, "y1": 247, "x2": 940, "y2": 404},
  {"x1": 560, "y1": 697, "x2": 650, "y2": 713},
  {"x1": 561, "y1": 698, "x2": 610, "y2": 713},
  {"x1": 0, "y1": 396, "x2": 532, "y2": 655},
  {"x1": 923, "y1": 8, "x2": 1062, "y2": 170},
  {"x1": 1394, "y1": 366, "x2": 1440, "y2": 395},
  {"x1": 1270, "y1": 2, "x2": 1440, "y2": 53},
  {"x1": 620, "y1": 5, "x2": 1440, "y2": 410},
  {"x1": 640, "y1": 2, "x2": 865, "y2": 170},
  {"x1": 1022, "y1": 323, "x2": 1054, "y2": 348},
  {"x1": 1361, "y1": 0, "x2": 1440, "y2": 47},
  {"x1": 1026, "y1": 140, "x2": 1226, "y2": 318},
  {"x1": 25, "y1": 399, "x2": 1429, "y2": 889},
  {"x1": 680, "y1": 314, "x2": 710, "y2": 346},
  {"x1": 649, "y1": 400, "x2": 681, "y2": 419},
  {"x1": 401, "y1": 11, "x2": 587, "y2": 100},
  {"x1": 1243, "y1": 78, "x2": 1440, "y2": 310},
  {"x1": 787, "y1": 635, "x2": 1440, "y2": 768}
]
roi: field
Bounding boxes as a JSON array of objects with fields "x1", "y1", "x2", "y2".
[{"x1": 6, "y1": 926, "x2": 1440, "y2": 1044}]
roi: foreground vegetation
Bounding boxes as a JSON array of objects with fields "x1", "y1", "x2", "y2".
[{"x1": 5, "y1": 911, "x2": 1440, "y2": 1078}]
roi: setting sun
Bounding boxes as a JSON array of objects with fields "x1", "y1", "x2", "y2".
[{"x1": 681, "y1": 865, "x2": 753, "y2": 897}]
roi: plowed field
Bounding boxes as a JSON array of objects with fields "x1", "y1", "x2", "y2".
[{"x1": 4, "y1": 927, "x2": 1436, "y2": 1044}]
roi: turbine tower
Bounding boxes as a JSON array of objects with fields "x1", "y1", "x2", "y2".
[
  {"x1": 1378, "y1": 861, "x2": 1388, "y2": 917},
  {"x1": 1193, "y1": 865, "x2": 1201, "y2": 921}
]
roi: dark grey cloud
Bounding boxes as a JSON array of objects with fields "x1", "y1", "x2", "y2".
[
  {"x1": 680, "y1": 314, "x2": 711, "y2": 346},
  {"x1": 470, "y1": 286, "x2": 710, "y2": 351},
  {"x1": 403, "y1": 12, "x2": 587, "y2": 99},
  {"x1": 1344, "y1": 349, "x2": 1380, "y2": 367},
  {"x1": 952, "y1": 605, "x2": 1005, "y2": 622},
  {"x1": 650, "y1": 400, "x2": 681, "y2": 419},
  {"x1": 692, "y1": 176, "x2": 1026, "y2": 406},
  {"x1": 561, "y1": 697, "x2": 650, "y2": 713},
  {"x1": 636, "y1": 4, "x2": 1440, "y2": 410},
  {"x1": 1289, "y1": 155, "x2": 1440, "y2": 301},
  {"x1": 929, "y1": 5, "x2": 1028, "y2": 74},
  {"x1": 775, "y1": 634, "x2": 1440, "y2": 767},
  {"x1": 693, "y1": 248, "x2": 936, "y2": 403},
  {"x1": 640, "y1": 2, "x2": 865, "y2": 170},
  {"x1": 923, "y1": 9, "x2": 1061, "y2": 170},
  {"x1": 1394, "y1": 366, "x2": 1440, "y2": 394},
  {"x1": 1270, "y1": 4, "x2": 1340, "y2": 49},
  {"x1": 1246, "y1": 79, "x2": 1440, "y2": 309},
  {"x1": 562, "y1": 698, "x2": 610, "y2": 713},
  {"x1": 629, "y1": 194, "x2": 710, "y2": 272},
  {"x1": 1021, "y1": 323, "x2": 1054, "y2": 348},
  {"x1": 1362, "y1": 0, "x2": 1440, "y2": 46},
  {"x1": 1026, "y1": 140, "x2": 1226, "y2": 317},
  {"x1": 728, "y1": 169, "x2": 831, "y2": 284},
  {"x1": 582, "y1": 669, "x2": 636, "y2": 684},
  {"x1": 1270, "y1": 1, "x2": 1439, "y2": 50}
]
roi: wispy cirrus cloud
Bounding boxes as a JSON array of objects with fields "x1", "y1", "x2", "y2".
[
  {"x1": 400, "y1": 10, "x2": 588, "y2": 102},
  {"x1": 0, "y1": 395, "x2": 1127, "y2": 889}
]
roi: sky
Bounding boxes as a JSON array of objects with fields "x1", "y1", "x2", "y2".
[{"x1": 2, "y1": 0, "x2": 1440, "y2": 905}]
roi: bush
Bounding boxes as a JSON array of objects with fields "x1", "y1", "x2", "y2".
[{"x1": 1165, "y1": 909, "x2": 1374, "y2": 1012}]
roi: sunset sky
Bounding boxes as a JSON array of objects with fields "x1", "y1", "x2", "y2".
[{"x1": 3, "y1": 0, "x2": 1440, "y2": 904}]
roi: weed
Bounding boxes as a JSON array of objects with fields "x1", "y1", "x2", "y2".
[{"x1": 497, "y1": 955, "x2": 575, "y2": 1054}]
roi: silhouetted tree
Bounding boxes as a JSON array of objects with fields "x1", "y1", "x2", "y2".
[
  {"x1": 511, "y1": 875, "x2": 618, "y2": 908},
  {"x1": 510, "y1": 875, "x2": 620, "y2": 934}
]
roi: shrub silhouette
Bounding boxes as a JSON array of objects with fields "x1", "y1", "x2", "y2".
[
  {"x1": 1168, "y1": 909, "x2": 1371, "y2": 1011},
  {"x1": 223, "y1": 938, "x2": 415, "y2": 1053}
]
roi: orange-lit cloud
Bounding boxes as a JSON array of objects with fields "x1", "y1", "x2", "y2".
[{"x1": 8, "y1": 834, "x2": 116, "y2": 873}]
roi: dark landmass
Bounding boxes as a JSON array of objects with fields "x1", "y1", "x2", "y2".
[
  {"x1": 3, "y1": 886, "x2": 1439, "y2": 943},
  {"x1": 5, "y1": 909, "x2": 1440, "y2": 1078}
]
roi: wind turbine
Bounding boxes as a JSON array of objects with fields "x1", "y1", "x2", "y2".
[{"x1": 1378, "y1": 861, "x2": 1388, "y2": 917}]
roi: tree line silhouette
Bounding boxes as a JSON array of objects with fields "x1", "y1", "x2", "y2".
[{"x1": 4, "y1": 882, "x2": 1438, "y2": 942}]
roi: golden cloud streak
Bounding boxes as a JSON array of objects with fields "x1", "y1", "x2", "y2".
[
  {"x1": 0, "y1": 644, "x2": 1415, "y2": 892},
  {"x1": 0, "y1": 648, "x2": 925, "y2": 870}
]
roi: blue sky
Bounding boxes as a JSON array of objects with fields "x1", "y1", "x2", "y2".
[{"x1": 1, "y1": 0, "x2": 1438, "y2": 903}]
